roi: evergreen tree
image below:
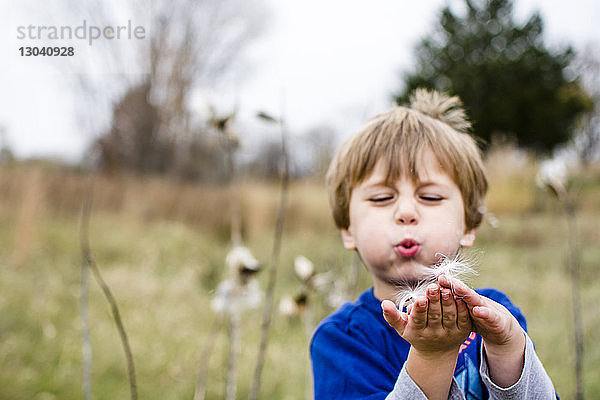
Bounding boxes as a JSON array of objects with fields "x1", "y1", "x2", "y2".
[{"x1": 395, "y1": 0, "x2": 593, "y2": 151}]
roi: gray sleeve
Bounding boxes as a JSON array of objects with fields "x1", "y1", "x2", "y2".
[
  {"x1": 385, "y1": 365, "x2": 466, "y2": 400},
  {"x1": 480, "y1": 332, "x2": 556, "y2": 399}
]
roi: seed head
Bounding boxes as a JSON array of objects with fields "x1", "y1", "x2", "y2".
[
  {"x1": 294, "y1": 255, "x2": 315, "y2": 281},
  {"x1": 430, "y1": 252, "x2": 478, "y2": 282},
  {"x1": 226, "y1": 246, "x2": 260, "y2": 278},
  {"x1": 393, "y1": 251, "x2": 478, "y2": 310},
  {"x1": 537, "y1": 157, "x2": 568, "y2": 199},
  {"x1": 395, "y1": 280, "x2": 430, "y2": 311}
]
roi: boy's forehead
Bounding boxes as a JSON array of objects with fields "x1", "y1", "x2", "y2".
[{"x1": 361, "y1": 150, "x2": 448, "y2": 184}]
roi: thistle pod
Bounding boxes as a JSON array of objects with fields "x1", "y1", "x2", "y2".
[
  {"x1": 294, "y1": 291, "x2": 309, "y2": 311},
  {"x1": 537, "y1": 158, "x2": 568, "y2": 200},
  {"x1": 226, "y1": 246, "x2": 261, "y2": 281},
  {"x1": 294, "y1": 255, "x2": 315, "y2": 282},
  {"x1": 211, "y1": 278, "x2": 262, "y2": 314},
  {"x1": 279, "y1": 295, "x2": 299, "y2": 316},
  {"x1": 210, "y1": 279, "x2": 235, "y2": 314},
  {"x1": 310, "y1": 272, "x2": 332, "y2": 292},
  {"x1": 326, "y1": 280, "x2": 348, "y2": 309}
]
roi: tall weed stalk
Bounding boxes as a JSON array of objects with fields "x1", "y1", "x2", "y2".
[
  {"x1": 80, "y1": 182, "x2": 138, "y2": 400},
  {"x1": 539, "y1": 163, "x2": 584, "y2": 400},
  {"x1": 249, "y1": 113, "x2": 289, "y2": 400}
]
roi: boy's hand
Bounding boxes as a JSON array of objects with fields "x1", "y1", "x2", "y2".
[
  {"x1": 382, "y1": 284, "x2": 473, "y2": 399},
  {"x1": 382, "y1": 283, "x2": 472, "y2": 355},
  {"x1": 438, "y1": 275, "x2": 526, "y2": 387}
]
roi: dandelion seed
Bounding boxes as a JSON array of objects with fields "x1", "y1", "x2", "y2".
[
  {"x1": 429, "y1": 252, "x2": 478, "y2": 282},
  {"x1": 392, "y1": 251, "x2": 478, "y2": 310},
  {"x1": 394, "y1": 280, "x2": 430, "y2": 311}
]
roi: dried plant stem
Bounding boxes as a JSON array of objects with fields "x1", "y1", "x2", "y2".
[
  {"x1": 80, "y1": 195, "x2": 92, "y2": 400},
  {"x1": 230, "y1": 198, "x2": 242, "y2": 248},
  {"x1": 564, "y1": 198, "x2": 584, "y2": 400},
  {"x1": 226, "y1": 140, "x2": 242, "y2": 248},
  {"x1": 80, "y1": 189, "x2": 138, "y2": 400},
  {"x1": 224, "y1": 113, "x2": 241, "y2": 399},
  {"x1": 87, "y1": 247, "x2": 138, "y2": 400},
  {"x1": 193, "y1": 315, "x2": 225, "y2": 400},
  {"x1": 302, "y1": 306, "x2": 315, "y2": 400},
  {"x1": 226, "y1": 310, "x2": 241, "y2": 400},
  {"x1": 249, "y1": 119, "x2": 289, "y2": 400}
]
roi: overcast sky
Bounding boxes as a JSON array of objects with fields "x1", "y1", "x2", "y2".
[{"x1": 0, "y1": 0, "x2": 598, "y2": 162}]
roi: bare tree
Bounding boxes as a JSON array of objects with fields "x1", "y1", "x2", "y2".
[
  {"x1": 572, "y1": 42, "x2": 600, "y2": 164},
  {"x1": 298, "y1": 125, "x2": 336, "y2": 178},
  {"x1": 7, "y1": 1, "x2": 268, "y2": 397},
  {"x1": 27, "y1": 0, "x2": 266, "y2": 175},
  {"x1": 147, "y1": 0, "x2": 264, "y2": 160}
]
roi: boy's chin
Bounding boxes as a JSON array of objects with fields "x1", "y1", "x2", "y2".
[
  {"x1": 385, "y1": 276, "x2": 428, "y2": 289},
  {"x1": 371, "y1": 260, "x2": 437, "y2": 288},
  {"x1": 383, "y1": 269, "x2": 433, "y2": 289}
]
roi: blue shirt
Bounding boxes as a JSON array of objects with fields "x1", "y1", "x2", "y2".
[{"x1": 310, "y1": 287, "x2": 527, "y2": 400}]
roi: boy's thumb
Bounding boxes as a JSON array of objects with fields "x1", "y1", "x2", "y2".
[{"x1": 381, "y1": 300, "x2": 407, "y2": 333}]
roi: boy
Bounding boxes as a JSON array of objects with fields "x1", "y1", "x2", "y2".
[{"x1": 310, "y1": 89, "x2": 556, "y2": 399}]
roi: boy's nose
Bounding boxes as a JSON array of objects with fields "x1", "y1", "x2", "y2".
[
  {"x1": 393, "y1": 199, "x2": 418, "y2": 225},
  {"x1": 396, "y1": 213, "x2": 418, "y2": 225}
]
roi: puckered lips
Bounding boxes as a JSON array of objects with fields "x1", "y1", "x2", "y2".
[{"x1": 395, "y1": 239, "x2": 420, "y2": 258}]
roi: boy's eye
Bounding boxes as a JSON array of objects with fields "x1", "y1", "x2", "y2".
[
  {"x1": 369, "y1": 195, "x2": 394, "y2": 203},
  {"x1": 420, "y1": 194, "x2": 444, "y2": 202}
]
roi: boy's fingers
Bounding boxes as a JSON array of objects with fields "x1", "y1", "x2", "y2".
[
  {"x1": 411, "y1": 297, "x2": 428, "y2": 329},
  {"x1": 426, "y1": 284, "x2": 441, "y2": 326},
  {"x1": 456, "y1": 298, "x2": 471, "y2": 330},
  {"x1": 440, "y1": 287, "x2": 456, "y2": 329},
  {"x1": 381, "y1": 299, "x2": 396, "y2": 315},
  {"x1": 452, "y1": 279, "x2": 485, "y2": 308},
  {"x1": 381, "y1": 300, "x2": 408, "y2": 333},
  {"x1": 437, "y1": 274, "x2": 452, "y2": 288},
  {"x1": 472, "y1": 306, "x2": 503, "y2": 333}
]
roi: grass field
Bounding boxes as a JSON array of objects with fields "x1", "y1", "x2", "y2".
[{"x1": 0, "y1": 154, "x2": 599, "y2": 399}]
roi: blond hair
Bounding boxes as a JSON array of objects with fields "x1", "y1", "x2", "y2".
[{"x1": 327, "y1": 88, "x2": 488, "y2": 231}]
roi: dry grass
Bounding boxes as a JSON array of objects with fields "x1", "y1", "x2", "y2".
[
  {"x1": 483, "y1": 141, "x2": 539, "y2": 214},
  {"x1": 0, "y1": 154, "x2": 599, "y2": 399}
]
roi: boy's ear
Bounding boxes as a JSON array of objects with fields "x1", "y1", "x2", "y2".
[
  {"x1": 340, "y1": 228, "x2": 357, "y2": 250},
  {"x1": 459, "y1": 229, "x2": 477, "y2": 247}
]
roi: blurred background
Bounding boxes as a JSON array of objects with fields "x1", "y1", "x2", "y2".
[{"x1": 0, "y1": 0, "x2": 599, "y2": 399}]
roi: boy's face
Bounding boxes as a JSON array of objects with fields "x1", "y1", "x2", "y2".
[{"x1": 340, "y1": 150, "x2": 476, "y2": 298}]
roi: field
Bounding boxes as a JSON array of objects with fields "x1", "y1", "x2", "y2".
[{"x1": 1, "y1": 152, "x2": 599, "y2": 399}]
